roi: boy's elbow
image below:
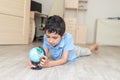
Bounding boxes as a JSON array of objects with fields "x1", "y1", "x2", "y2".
[{"x1": 61, "y1": 59, "x2": 67, "y2": 64}]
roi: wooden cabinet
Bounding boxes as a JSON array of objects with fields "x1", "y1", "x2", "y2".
[
  {"x1": 0, "y1": 0, "x2": 30, "y2": 44},
  {"x1": 64, "y1": 0, "x2": 88, "y2": 44}
]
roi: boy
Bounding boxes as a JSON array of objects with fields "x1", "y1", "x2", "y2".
[{"x1": 28, "y1": 15, "x2": 99, "y2": 68}]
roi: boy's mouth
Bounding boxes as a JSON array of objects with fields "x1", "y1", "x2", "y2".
[{"x1": 50, "y1": 43, "x2": 56, "y2": 47}]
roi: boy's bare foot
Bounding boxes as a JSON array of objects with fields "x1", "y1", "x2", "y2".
[{"x1": 89, "y1": 43, "x2": 99, "y2": 54}]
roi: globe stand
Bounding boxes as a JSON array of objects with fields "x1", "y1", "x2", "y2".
[{"x1": 31, "y1": 61, "x2": 42, "y2": 70}]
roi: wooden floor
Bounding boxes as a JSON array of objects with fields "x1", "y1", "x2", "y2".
[{"x1": 0, "y1": 42, "x2": 120, "y2": 80}]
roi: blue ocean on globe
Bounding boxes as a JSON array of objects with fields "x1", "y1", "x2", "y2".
[{"x1": 29, "y1": 47, "x2": 45, "y2": 62}]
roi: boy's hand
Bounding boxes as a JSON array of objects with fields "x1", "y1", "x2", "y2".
[{"x1": 40, "y1": 56, "x2": 49, "y2": 68}]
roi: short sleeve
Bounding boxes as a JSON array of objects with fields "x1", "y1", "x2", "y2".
[{"x1": 63, "y1": 34, "x2": 74, "y2": 51}]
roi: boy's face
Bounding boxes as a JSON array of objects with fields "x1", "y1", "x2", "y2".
[{"x1": 45, "y1": 30, "x2": 62, "y2": 47}]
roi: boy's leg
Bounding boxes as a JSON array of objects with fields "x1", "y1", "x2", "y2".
[{"x1": 74, "y1": 45, "x2": 92, "y2": 58}]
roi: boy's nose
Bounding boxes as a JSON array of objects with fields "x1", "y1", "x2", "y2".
[
  {"x1": 49, "y1": 40, "x2": 52, "y2": 42},
  {"x1": 49, "y1": 39, "x2": 53, "y2": 42}
]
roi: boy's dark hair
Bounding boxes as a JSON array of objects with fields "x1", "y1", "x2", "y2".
[{"x1": 44, "y1": 15, "x2": 66, "y2": 36}]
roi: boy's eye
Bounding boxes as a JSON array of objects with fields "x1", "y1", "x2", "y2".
[
  {"x1": 46, "y1": 36, "x2": 58, "y2": 39},
  {"x1": 53, "y1": 37, "x2": 58, "y2": 39},
  {"x1": 46, "y1": 36, "x2": 50, "y2": 38}
]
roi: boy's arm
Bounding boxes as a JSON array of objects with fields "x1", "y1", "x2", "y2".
[{"x1": 40, "y1": 51, "x2": 69, "y2": 68}]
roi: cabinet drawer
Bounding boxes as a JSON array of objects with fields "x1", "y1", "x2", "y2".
[
  {"x1": 64, "y1": 18, "x2": 77, "y2": 30},
  {"x1": 64, "y1": 18, "x2": 77, "y2": 24},
  {"x1": 65, "y1": 0, "x2": 78, "y2": 8},
  {"x1": 66, "y1": 25, "x2": 76, "y2": 30},
  {"x1": 0, "y1": 0, "x2": 26, "y2": 17},
  {"x1": 0, "y1": 14, "x2": 26, "y2": 44}
]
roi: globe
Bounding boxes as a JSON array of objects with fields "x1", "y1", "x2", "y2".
[{"x1": 29, "y1": 47, "x2": 45, "y2": 62}]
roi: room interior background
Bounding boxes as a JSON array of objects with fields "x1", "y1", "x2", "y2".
[
  {"x1": 0, "y1": 0, "x2": 120, "y2": 45},
  {"x1": 33, "y1": 0, "x2": 120, "y2": 44}
]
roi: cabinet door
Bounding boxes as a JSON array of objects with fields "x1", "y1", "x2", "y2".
[
  {"x1": 0, "y1": 0, "x2": 30, "y2": 44},
  {"x1": 75, "y1": 25, "x2": 87, "y2": 44}
]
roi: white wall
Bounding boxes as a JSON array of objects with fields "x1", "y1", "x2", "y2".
[
  {"x1": 86, "y1": 0, "x2": 120, "y2": 43},
  {"x1": 32, "y1": 0, "x2": 120, "y2": 44}
]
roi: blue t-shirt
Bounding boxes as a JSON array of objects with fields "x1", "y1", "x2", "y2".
[{"x1": 43, "y1": 32, "x2": 76, "y2": 61}]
